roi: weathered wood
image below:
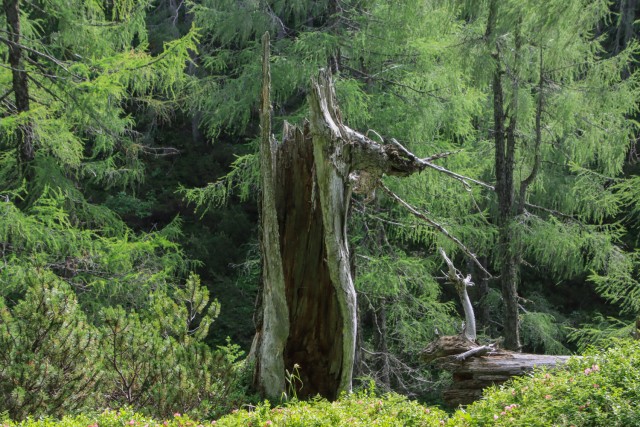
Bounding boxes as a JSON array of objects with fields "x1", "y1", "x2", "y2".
[
  {"x1": 421, "y1": 334, "x2": 576, "y2": 406},
  {"x1": 420, "y1": 335, "x2": 477, "y2": 363},
  {"x1": 443, "y1": 389, "x2": 484, "y2": 406},
  {"x1": 441, "y1": 351, "x2": 572, "y2": 407},
  {"x1": 253, "y1": 34, "x2": 344, "y2": 399},
  {"x1": 254, "y1": 31, "x2": 290, "y2": 399},
  {"x1": 254, "y1": 33, "x2": 473, "y2": 400},
  {"x1": 277, "y1": 122, "x2": 344, "y2": 400},
  {"x1": 422, "y1": 336, "x2": 573, "y2": 407},
  {"x1": 438, "y1": 352, "x2": 572, "y2": 375},
  {"x1": 440, "y1": 248, "x2": 477, "y2": 342}
]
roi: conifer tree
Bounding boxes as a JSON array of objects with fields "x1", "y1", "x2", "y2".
[{"x1": 0, "y1": 0, "x2": 198, "y2": 307}]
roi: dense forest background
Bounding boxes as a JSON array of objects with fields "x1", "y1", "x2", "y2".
[{"x1": 1, "y1": 0, "x2": 639, "y2": 420}]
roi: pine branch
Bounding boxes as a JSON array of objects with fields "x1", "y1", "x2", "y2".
[
  {"x1": 0, "y1": 88, "x2": 14, "y2": 103},
  {"x1": 136, "y1": 145, "x2": 180, "y2": 156}
]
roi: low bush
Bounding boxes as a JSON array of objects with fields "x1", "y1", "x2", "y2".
[
  {"x1": 2, "y1": 340, "x2": 639, "y2": 426},
  {"x1": 0, "y1": 273, "x2": 249, "y2": 420},
  {"x1": 211, "y1": 391, "x2": 449, "y2": 426},
  {"x1": 0, "y1": 393, "x2": 449, "y2": 427},
  {"x1": 450, "y1": 339, "x2": 640, "y2": 426}
]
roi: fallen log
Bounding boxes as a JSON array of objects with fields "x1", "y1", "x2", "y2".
[{"x1": 422, "y1": 336, "x2": 574, "y2": 407}]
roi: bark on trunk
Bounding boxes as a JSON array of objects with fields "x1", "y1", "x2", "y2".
[
  {"x1": 440, "y1": 352, "x2": 572, "y2": 406},
  {"x1": 615, "y1": 0, "x2": 637, "y2": 54},
  {"x1": 254, "y1": 32, "x2": 290, "y2": 399},
  {"x1": 476, "y1": 256, "x2": 492, "y2": 332},
  {"x1": 252, "y1": 33, "x2": 433, "y2": 400},
  {"x1": 3, "y1": 0, "x2": 34, "y2": 171},
  {"x1": 488, "y1": 1, "x2": 521, "y2": 350}
]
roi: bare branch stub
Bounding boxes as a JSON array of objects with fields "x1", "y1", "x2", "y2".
[{"x1": 440, "y1": 248, "x2": 477, "y2": 342}]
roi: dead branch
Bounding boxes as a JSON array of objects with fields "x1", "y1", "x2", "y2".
[
  {"x1": 379, "y1": 182, "x2": 491, "y2": 277},
  {"x1": 440, "y1": 248, "x2": 477, "y2": 342}
]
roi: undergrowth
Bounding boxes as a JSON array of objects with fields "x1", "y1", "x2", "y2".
[{"x1": 2, "y1": 340, "x2": 639, "y2": 427}]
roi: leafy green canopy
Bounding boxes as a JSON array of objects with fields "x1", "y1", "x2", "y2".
[
  {"x1": 0, "y1": 0, "x2": 200, "y2": 308},
  {"x1": 0, "y1": 0, "x2": 246, "y2": 419}
]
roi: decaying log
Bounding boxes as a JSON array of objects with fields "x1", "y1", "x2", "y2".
[
  {"x1": 442, "y1": 351, "x2": 573, "y2": 406},
  {"x1": 420, "y1": 335, "x2": 478, "y2": 363},
  {"x1": 421, "y1": 336, "x2": 573, "y2": 406}
]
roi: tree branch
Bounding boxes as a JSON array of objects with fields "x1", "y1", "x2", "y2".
[
  {"x1": 440, "y1": 248, "x2": 477, "y2": 342},
  {"x1": 379, "y1": 182, "x2": 491, "y2": 277}
]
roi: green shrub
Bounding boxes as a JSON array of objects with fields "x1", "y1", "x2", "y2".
[
  {"x1": 96, "y1": 274, "x2": 245, "y2": 419},
  {"x1": 211, "y1": 389, "x2": 449, "y2": 427},
  {"x1": 450, "y1": 339, "x2": 640, "y2": 426},
  {"x1": 0, "y1": 272, "x2": 248, "y2": 420},
  {"x1": 2, "y1": 340, "x2": 639, "y2": 426},
  {"x1": 1, "y1": 409, "x2": 201, "y2": 427},
  {"x1": 0, "y1": 272, "x2": 100, "y2": 420}
]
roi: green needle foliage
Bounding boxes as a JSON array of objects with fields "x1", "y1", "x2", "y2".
[{"x1": 0, "y1": 0, "x2": 246, "y2": 420}]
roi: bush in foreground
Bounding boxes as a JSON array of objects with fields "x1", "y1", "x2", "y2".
[
  {"x1": 451, "y1": 339, "x2": 640, "y2": 426},
  {"x1": 211, "y1": 391, "x2": 449, "y2": 426},
  {"x1": 3, "y1": 340, "x2": 639, "y2": 426}
]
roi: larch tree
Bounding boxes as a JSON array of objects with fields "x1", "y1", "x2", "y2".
[
  {"x1": 0, "y1": 0, "x2": 199, "y2": 317},
  {"x1": 453, "y1": 0, "x2": 640, "y2": 349}
]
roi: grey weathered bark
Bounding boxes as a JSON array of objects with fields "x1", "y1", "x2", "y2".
[
  {"x1": 253, "y1": 32, "x2": 290, "y2": 398},
  {"x1": 252, "y1": 32, "x2": 436, "y2": 400},
  {"x1": 3, "y1": 0, "x2": 34, "y2": 173},
  {"x1": 438, "y1": 351, "x2": 572, "y2": 406},
  {"x1": 475, "y1": 256, "x2": 492, "y2": 332},
  {"x1": 421, "y1": 334, "x2": 574, "y2": 407},
  {"x1": 440, "y1": 248, "x2": 476, "y2": 342}
]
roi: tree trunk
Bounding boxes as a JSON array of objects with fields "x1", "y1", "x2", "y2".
[
  {"x1": 253, "y1": 32, "x2": 290, "y2": 399},
  {"x1": 475, "y1": 256, "x2": 492, "y2": 333},
  {"x1": 252, "y1": 33, "x2": 433, "y2": 400},
  {"x1": 3, "y1": 0, "x2": 34, "y2": 172},
  {"x1": 439, "y1": 352, "x2": 572, "y2": 406},
  {"x1": 251, "y1": 33, "x2": 357, "y2": 400},
  {"x1": 488, "y1": 1, "x2": 521, "y2": 350},
  {"x1": 421, "y1": 336, "x2": 573, "y2": 406},
  {"x1": 615, "y1": 0, "x2": 637, "y2": 54},
  {"x1": 493, "y1": 63, "x2": 520, "y2": 351}
]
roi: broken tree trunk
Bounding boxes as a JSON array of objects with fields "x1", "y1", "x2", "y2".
[
  {"x1": 252, "y1": 32, "x2": 434, "y2": 400},
  {"x1": 441, "y1": 351, "x2": 572, "y2": 406}
]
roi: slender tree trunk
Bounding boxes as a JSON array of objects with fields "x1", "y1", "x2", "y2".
[
  {"x1": 493, "y1": 61, "x2": 520, "y2": 350},
  {"x1": 376, "y1": 302, "x2": 391, "y2": 389},
  {"x1": 487, "y1": 1, "x2": 521, "y2": 350},
  {"x1": 615, "y1": 0, "x2": 637, "y2": 54},
  {"x1": 475, "y1": 256, "x2": 491, "y2": 332},
  {"x1": 3, "y1": 0, "x2": 34, "y2": 173}
]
